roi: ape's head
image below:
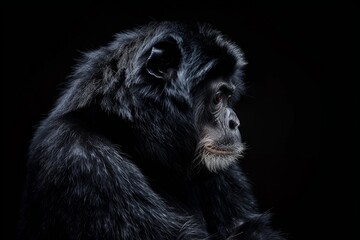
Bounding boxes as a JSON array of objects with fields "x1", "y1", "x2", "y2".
[{"x1": 55, "y1": 21, "x2": 246, "y2": 172}]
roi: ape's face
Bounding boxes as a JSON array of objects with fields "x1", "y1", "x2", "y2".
[
  {"x1": 193, "y1": 77, "x2": 244, "y2": 172},
  {"x1": 131, "y1": 26, "x2": 246, "y2": 172}
]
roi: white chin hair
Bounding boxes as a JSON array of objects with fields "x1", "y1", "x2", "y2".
[{"x1": 202, "y1": 154, "x2": 238, "y2": 172}]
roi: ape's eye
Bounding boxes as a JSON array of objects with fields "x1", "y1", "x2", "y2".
[
  {"x1": 227, "y1": 95, "x2": 232, "y2": 105},
  {"x1": 213, "y1": 92, "x2": 224, "y2": 105}
]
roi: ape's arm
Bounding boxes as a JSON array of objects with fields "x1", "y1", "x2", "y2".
[
  {"x1": 18, "y1": 118, "x2": 207, "y2": 240},
  {"x1": 200, "y1": 165, "x2": 285, "y2": 240}
]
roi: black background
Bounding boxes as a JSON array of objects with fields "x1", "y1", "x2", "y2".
[{"x1": 1, "y1": 3, "x2": 358, "y2": 240}]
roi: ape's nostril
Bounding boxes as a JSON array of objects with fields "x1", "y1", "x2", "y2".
[{"x1": 229, "y1": 119, "x2": 239, "y2": 130}]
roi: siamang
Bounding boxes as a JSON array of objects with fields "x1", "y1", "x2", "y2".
[{"x1": 18, "y1": 21, "x2": 285, "y2": 240}]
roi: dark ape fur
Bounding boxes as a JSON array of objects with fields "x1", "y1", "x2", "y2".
[{"x1": 18, "y1": 21, "x2": 285, "y2": 240}]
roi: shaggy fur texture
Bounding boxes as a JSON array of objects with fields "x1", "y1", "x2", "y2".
[{"x1": 18, "y1": 21, "x2": 285, "y2": 240}]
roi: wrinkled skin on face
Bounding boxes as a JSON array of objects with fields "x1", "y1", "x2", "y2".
[{"x1": 193, "y1": 78, "x2": 245, "y2": 172}]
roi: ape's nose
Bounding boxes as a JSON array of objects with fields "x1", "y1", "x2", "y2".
[
  {"x1": 227, "y1": 109, "x2": 240, "y2": 130},
  {"x1": 229, "y1": 119, "x2": 239, "y2": 130}
]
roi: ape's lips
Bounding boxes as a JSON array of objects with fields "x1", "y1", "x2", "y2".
[{"x1": 204, "y1": 145, "x2": 237, "y2": 155}]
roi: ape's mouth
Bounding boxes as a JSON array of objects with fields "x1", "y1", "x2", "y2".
[{"x1": 204, "y1": 145, "x2": 237, "y2": 155}]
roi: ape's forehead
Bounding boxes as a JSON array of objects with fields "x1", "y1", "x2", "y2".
[{"x1": 153, "y1": 21, "x2": 246, "y2": 64}]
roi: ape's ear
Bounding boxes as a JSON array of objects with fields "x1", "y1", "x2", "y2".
[{"x1": 146, "y1": 39, "x2": 181, "y2": 80}]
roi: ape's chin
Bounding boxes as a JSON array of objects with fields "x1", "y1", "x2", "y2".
[
  {"x1": 195, "y1": 142, "x2": 245, "y2": 172},
  {"x1": 202, "y1": 154, "x2": 239, "y2": 172}
]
